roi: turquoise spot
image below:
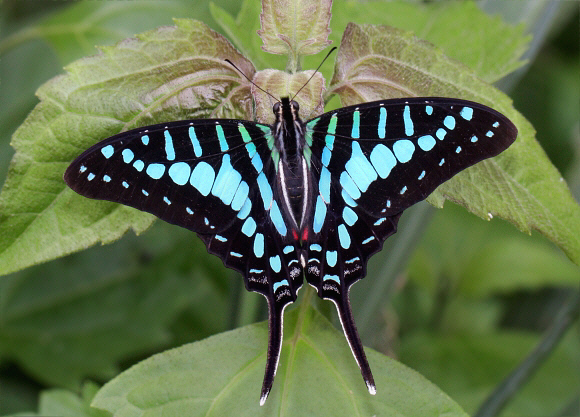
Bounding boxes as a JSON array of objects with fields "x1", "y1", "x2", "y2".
[
  {"x1": 403, "y1": 105, "x2": 414, "y2": 136},
  {"x1": 460, "y1": 107, "x2": 473, "y2": 120},
  {"x1": 378, "y1": 107, "x2": 387, "y2": 138},
  {"x1": 216, "y1": 124, "x2": 228, "y2": 151},
  {"x1": 251, "y1": 152, "x2": 263, "y2": 172},
  {"x1": 486, "y1": 131, "x2": 494, "y2": 137},
  {"x1": 231, "y1": 181, "x2": 249, "y2": 211},
  {"x1": 79, "y1": 165, "x2": 87, "y2": 173},
  {"x1": 190, "y1": 162, "x2": 215, "y2": 196},
  {"x1": 168, "y1": 162, "x2": 191, "y2": 185},
  {"x1": 310, "y1": 244, "x2": 322, "y2": 251},
  {"x1": 444, "y1": 115, "x2": 456, "y2": 130},
  {"x1": 456, "y1": 146, "x2": 462, "y2": 153},
  {"x1": 323, "y1": 274, "x2": 340, "y2": 284},
  {"x1": 393, "y1": 139, "x2": 415, "y2": 163},
  {"x1": 319, "y1": 167, "x2": 331, "y2": 202},
  {"x1": 230, "y1": 252, "x2": 242, "y2": 257},
  {"x1": 400, "y1": 186, "x2": 407, "y2": 194},
  {"x1": 326, "y1": 251, "x2": 337, "y2": 267},
  {"x1": 426, "y1": 105, "x2": 433, "y2": 115},
  {"x1": 471, "y1": 135, "x2": 478, "y2": 143},
  {"x1": 386, "y1": 199, "x2": 391, "y2": 208},
  {"x1": 273, "y1": 279, "x2": 289, "y2": 292},
  {"x1": 122, "y1": 149, "x2": 134, "y2": 163},
  {"x1": 186, "y1": 207, "x2": 193, "y2": 214},
  {"x1": 351, "y1": 110, "x2": 360, "y2": 138},
  {"x1": 257, "y1": 173, "x2": 273, "y2": 209},
  {"x1": 325, "y1": 134, "x2": 335, "y2": 150},
  {"x1": 237, "y1": 198, "x2": 251, "y2": 219},
  {"x1": 101, "y1": 145, "x2": 114, "y2": 159},
  {"x1": 133, "y1": 160, "x2": 144, "y2": 172},
  {"x1": 211, "y1": 154, "x2": 242, "y2": 205},
  {"x1": 283, "y1": 245, "x2": 294, "y2": 254},
  {"x1": 163, "y1": 196, "x2": 171, "y2": 205},
  {"x1": 141, "y1": 135, "x2": 149, "y2": 145},
  {"x1": 493, "y1": 121, "x2": 499, "y2": 128},
  {"x1": 122, "y1": 181, "x2": 129, "y2": 188},
  {"x1": 418, "y1": 135, "x2": 436, "y2": 151},
  {"x1": 345, "y1": 142, "x2": 377, "y2": 192},
  {"x1": 342, "y1": 206, "x2": 358, "y2": 226},
  {"x1": 374, "y1": 217, "x2": 386, "y2": 225},
  {"x1": 142, "y1": 189, "x2": 149, "y2": 196},
  {"x1": 245, "y1": 142, "x2": 257, "y2": 158},
  {"x1": 103, "y1": 175, "x2": 111, "y2": 182},
  {"x1": 238, "y1": 124, "x2": 252, "y2": 143},
  {"x1": 341, "y1": 190, "x2": 357, "y2": 207},
  {"x1": 241, "y1": 217, "x2": 256, "y2": 237},
  {"x1": 146, "y1": 163, "x2": 165, "y2": 179},
  {"x1": 439, "y1": 158, "x2": 445, "y2": 166},
  {"x1": 418, "y1": 170, "x2": 426, "y2": 180},
  {"x1": 370, "y1": 144, "x2": 397, "y2": 179},
  {"x1": 313, "y1": 196, "x2": 326, "y2": 234},
  {"x1": 436, "y1": 128, "x2": 446, "y2": 140},
  {"x1": 164, "y1": 130, "x2": 175, "y2": 161},
  {"x1": 322, "y1": 147, "x2": 331, "y2": 166},
  {"x1": 189, "y1": 127, "x2": 202, "y2": 157},
  {"x1": 250, "y1": 268, "x2": 263, "y2": 274},
  {"x1": 338, "y1": 224, "x2": 351, "y2": 249},
  {"x1": 362, "y1": 236, "x2": 374, "y2": 244},
  {"x1": 327, "y1": 114, "x2": 337, "y2": 135},
  {"x1": 269, "y1": 201, "x2": 287, "y2": 236},
  {"x1": 254, "y1": 233, "x2": 264, "y2": 258},
  {"x1": 269, "y1": 255, "x2": 282, "y2": 273},
  {"x1": 340, "y1": 171, "x2": 361, "y2": 200}
]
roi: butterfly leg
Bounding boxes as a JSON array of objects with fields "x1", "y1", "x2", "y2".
[
  {"x1": 330, "y1": 289, "x2": 376, "y2": 395},
  {"x1": 260, "y1": 297, "x2": 287, "y2": 406}
]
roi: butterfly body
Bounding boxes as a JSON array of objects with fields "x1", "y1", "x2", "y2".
[{"x1": 65, "y1": 96, "x2": 517, "y2": 404}]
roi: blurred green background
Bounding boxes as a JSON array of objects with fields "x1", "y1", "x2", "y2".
[{"x1": 0, "y1": 1, "x2": 578, "y2": 416}]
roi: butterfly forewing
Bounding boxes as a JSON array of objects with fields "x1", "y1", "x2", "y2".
[
  {"x1": 64, "y1": 119, "x2": 303, "y2": 300},
  {"x1": 306, "y1": 98, "x2": 518, "y2": 218}
]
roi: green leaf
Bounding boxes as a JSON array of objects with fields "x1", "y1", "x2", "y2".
[
  {"x1": 92, "y1": 302, "x2": 468, "y2": 416},
  {"x1": 0, "y1": 221, "x2": 228, "y2": 389},
  {"x1": 0, "y1": 1, "x2": 216, "y2": 66},
  {"x1": 400, "y1": 330, "x2": 580, "y2": 416},
  {"x1": 328, "y1": 0, "x2": 529, "y2": 83},
  {"x1": 329, "y1": 23, "x2": 580, "y2": 265},
  {"x1": 0, "y1": 19, "x2": 254, "y2": 276},
  {"x1": 408, "y1": 203, "x2": 580, "y2": 299},
  {"x1": 37, "y1": 382, "x2": 110, "y2": 417},
  {"x1": 257, "y1": 0, "x2": 332, "y2": 70},
  {"x1": 209, "y1": 0, "x2": 286, "y2": 71}
]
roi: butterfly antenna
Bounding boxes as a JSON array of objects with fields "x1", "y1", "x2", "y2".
[
  {"x1": 225, "y1": 59, "x2": 279, "y2": 103},
  {"x1": 291, "y1": 46, "x2": 337, "y2": 101}
]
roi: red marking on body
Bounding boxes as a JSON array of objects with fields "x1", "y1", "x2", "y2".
[
  {"x1": 301, "y1": 228, "x2": 309, "y2": 241},
  {"x1": 292, "y1": 229, "x2": 299, "y2": 241}
]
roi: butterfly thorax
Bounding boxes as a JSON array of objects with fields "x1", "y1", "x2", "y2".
[{"x1": 273, "y1": 98, "x2": 311, "y2": 233}]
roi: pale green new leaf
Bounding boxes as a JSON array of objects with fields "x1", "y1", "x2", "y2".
[
  {"x1": 0, "y1": 19, "x2": 254, "y2": 276},
  {"x1": 258, "y1": 0, "x2": 332, "y2": 69},
  {"x1": 92, "y1": 301, "x2": 469, "y2": 416},
  {"x1": 329, "y1": 23, "x2": 580, "y2": 264}
]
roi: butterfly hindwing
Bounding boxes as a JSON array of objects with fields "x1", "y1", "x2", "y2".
[{"x1": 302, "y1": 97, "x2": 517, "y2": 393}]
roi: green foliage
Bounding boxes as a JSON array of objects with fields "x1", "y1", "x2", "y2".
[
  {"x1": 92, "y1": 301, "x2": 468, "y2": 416},
  {"x1": 0, "y1": 0, "x2": 578, "y2": 416}
]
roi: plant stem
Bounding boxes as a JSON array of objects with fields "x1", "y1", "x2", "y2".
[{"x1": 474, "y1": 290, "x2": 580, "y2": 417}]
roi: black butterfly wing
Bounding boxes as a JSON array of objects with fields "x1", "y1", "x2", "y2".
[
  {"x1": 303, "y1": 97, "x2": 517, "y2": 392},
  {"x1": 64, "y1": 119, "x2": 304, "y2": 403}
]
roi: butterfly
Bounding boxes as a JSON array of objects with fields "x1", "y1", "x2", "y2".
[{"x1": 64, "y1": 90, "x2": 517, "y2": 404}]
